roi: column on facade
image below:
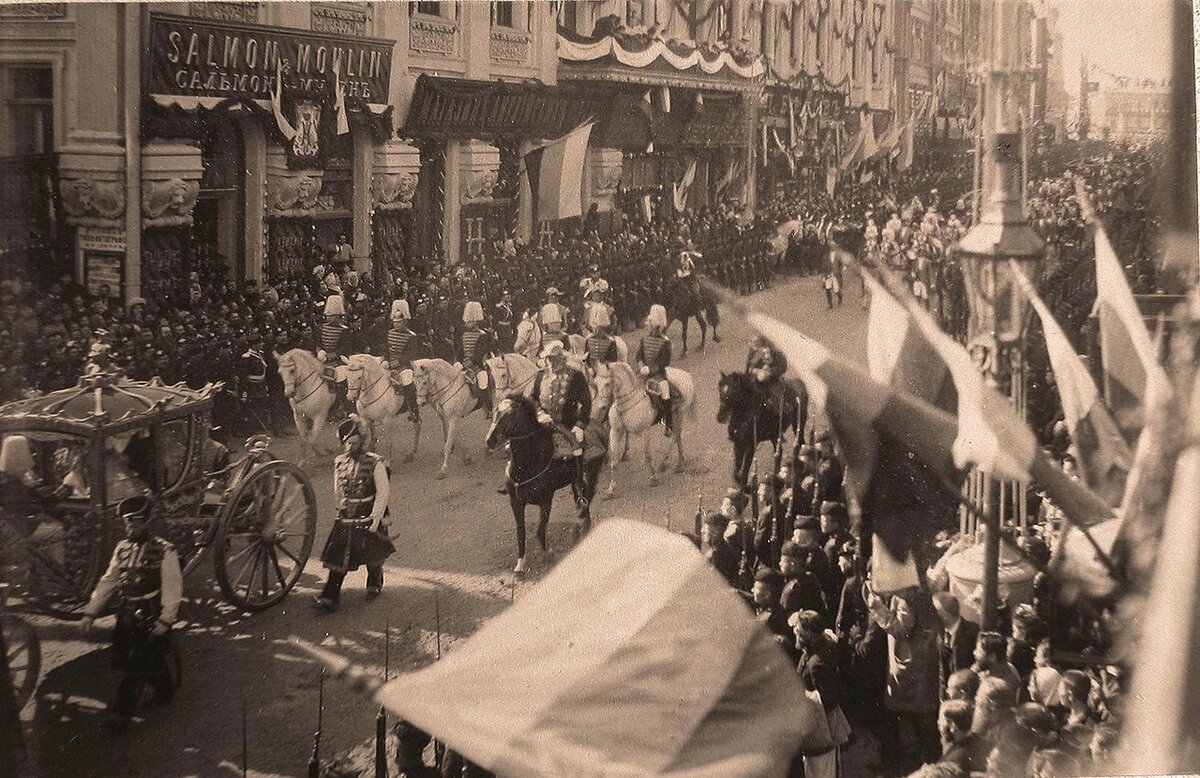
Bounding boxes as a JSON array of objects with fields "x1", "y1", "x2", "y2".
[
  {"x1": 352, "y1": 126, "x2": 374, "y2": 275},
  {"x1": 240, "y1": 118, "x2": 267, "y2": 282},
  {"x1": 443, "y1": 139, "x2": 500, "y2": 265},
  {"x1": 58, "y1": 146, "x2": 127, "y2": 289},
  {"x1": 371, "y1": 139, "x2": 421, "y2": 277}
]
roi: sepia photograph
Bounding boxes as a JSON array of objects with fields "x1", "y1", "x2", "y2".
[{"x1": 0, "y1": 0, "x2": 1196, "y2": 775}]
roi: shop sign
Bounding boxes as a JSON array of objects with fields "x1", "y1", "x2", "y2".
[
  {"x1": 78, "y1": 227, "x2": 126, "y2": 299},
  {"x1": 146, "y1": 12, "x2": 393, "y2": 106}
]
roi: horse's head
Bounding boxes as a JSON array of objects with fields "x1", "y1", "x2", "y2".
[
  {"x1": 716, "y1": 371, "x2": 736, "y2": 423},
  {"x1": 486, "y1": 354, "x2": 510, "y2": 398},
  {"x1": 344, "y1": 354, "x2": 368, "y2": 400},
  {"x1": 276, "y1": 350, "x2": 298, "y2": 398},
  {"x1": 485, "y1": 394, "x2": 537, "y2": 453},
  {"x1": 590, "y1": 364, "x2": 613, "y2": 411},
  {"x1": 411, "y1": 359, "x2": 431, "y2": 404}
]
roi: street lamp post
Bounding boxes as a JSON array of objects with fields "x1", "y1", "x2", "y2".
[{"x1": 951, "y1": 0, "x2": 1045, "y2": 631}]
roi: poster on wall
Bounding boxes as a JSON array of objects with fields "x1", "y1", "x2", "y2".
[{"x1": 78, "y1": 226, "x2": 126, "y2": 299}]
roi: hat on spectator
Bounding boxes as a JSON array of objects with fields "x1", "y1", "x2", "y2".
[
  {"x1": 462, "y1": 301, "x2": 484, "y2": 323},
  {"x1": 324, "y1": 294, "x2": 345, "y2": 316},
  {"x1": 390, "y1": 300, "x2": 411, "y2": 321}
]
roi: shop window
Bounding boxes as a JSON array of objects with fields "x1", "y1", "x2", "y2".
[
  {"x1": 491, "y1": 0, "x2": 514, "y2": 28},
  {"x1": 411, "y1": 0, "x2": 444, "y2": 17},
  {"x1": 0, "y1": 65, "x2": 54, "y2": 157}
]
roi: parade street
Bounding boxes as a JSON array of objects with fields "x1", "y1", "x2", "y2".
[{"x1": 23, "y1": 274, "x2": 866, "y2": 777}]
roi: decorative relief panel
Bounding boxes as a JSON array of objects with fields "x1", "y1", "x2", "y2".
[
  {"x1": 410, "y1": 17, "x2": 457, "y2": 56},
  {"x1": 267, "y1": 171, "x2": 326, "y2": 216},
  {"x1": 190, "y1": 2, "x2": 259, "y2": 23},
  {"x1": 460, "y1": 169, "x2": 498, "y2": 205},
  {"x1": 373, "y1": 173, "x2": 418, "y2": 210},
  {"x1": 0, "y1": 3, "x2": 67, "y2": 19},
  {"x1": 142, "y1": 179, "x2": 201, "y2": 228},
  {"x1": 60, "y1": 179, "x2": 126, "y2": 224},
  {"x1": 489, "y1": 30, "x2": 530, "y2": 63},
  {"x1": 312, "y1": 3, "x2": 370, "y2": 36}
]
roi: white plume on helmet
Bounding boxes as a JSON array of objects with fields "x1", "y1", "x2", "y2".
[
  {"x1": 390, "y1": 299, "x2": 411, "y2": 320},
  {"x1": 646, "y1": 304, "x2": 668, "y2": 329},
  {"x1": 462, "y1": 301, "x2": 485, "y2": 323},
  {"x1": 324, "y1": 294, "x2": 346, "y2": 316}
]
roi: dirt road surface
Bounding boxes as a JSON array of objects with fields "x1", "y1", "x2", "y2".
[{"x1": 18, "y1": 274, "x2": 869, "y2": 777}]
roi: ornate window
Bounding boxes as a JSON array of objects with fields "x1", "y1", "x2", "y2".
[{"x1": 0, "y1": 65, "x2": 54, "y2": 156}]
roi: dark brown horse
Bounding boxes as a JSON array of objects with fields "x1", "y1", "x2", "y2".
[
  {"x1": 717, "y1": 371, "x2": 808, "y2": 489},
  {"x1": 485, "y1": 396, "x2": 606, "y2": 574}
]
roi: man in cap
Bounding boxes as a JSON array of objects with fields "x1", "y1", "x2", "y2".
[
  {"x1": 747, "y1": 567, "x2": 791, "y2": 644},
  {"x1": 385, "y1": 299, "x2": 422, "y2": 424},
  {"x1": 239, "y1": 333, "x2": 274, "y2": 436},
  {"x1": 81, "y1": 496, "x2": 183, "y2": 731},
  {"x1": 528, "y1": 340, "x2": 591, "y2": 501},
  {"x1": 457, "y1": 300, "x2": 493, "y2": 413},
  {"x1": 635, "y1": 304, "x2": 674, "y2": 436},
  {"x1": 315, "y1": 417, "x2": 394, "y2": 611},
  {"x1": 538, "y1": 287, "x2": 570, "y2": 348}
]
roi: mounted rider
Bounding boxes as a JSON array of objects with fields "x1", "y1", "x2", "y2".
[
  {"x1": 636, "y1": 304, "x2": 674, "y2": 437},
  {"x1": 530, "y1": 340, "x2": 591, "y2": 501},
  {"x1": 579, "y1": 261, "x2": 608, "y2": 329},
  {"x1": 386, "y1": 299, "x2": 422, "y2": 423},
  {"x1": 513, "y1": 307, "x2": 542, "y2": 361},
  {"x1": 538, "y1": 287, "x2": 571, "y2": 349},
  {"x1": 745, "y1": 334, "x2": 790, "y2": 407},
  {"x1": 677, "y1": 241, "x2": 701, "y2": 283},
  {"x1": 583, "y1": 303, "x2": 619, "y2": 378},
  {"x1": 318, "y1": 293, "x2": 348, "y2": 378},
  {"x1": 582, "y1": 280, "x2": 615, "y2": 339},
  {"x1": 458, "y1": 300, "x2": 493, "y2": 413}
]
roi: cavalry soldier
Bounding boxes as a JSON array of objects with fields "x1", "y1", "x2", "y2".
[
  {"x1": 239, "y1": 333, "x2": 272, "y2": 435},
  {"x1": 583, "y1": 304, "x2": 619, "y2": 377},
  {"x1": 636, "y1": 304, "x2": 674, "y2": 437},
  {"x1": 676, "y1": 241, "x2": 701, "y2": 281},
  {"x1": 582, "y1": 280, "x2": 615, "y2": 338},
  {"x1": 530, "y1": 340, "x2": 592, "y2": 501},
  {"x1": 458, "y1": 301, "x2": 493, "y2": 413},
  {"x1": 315, "y1": 417, "x2": 394, "y2": 611},
  {"x1": 318, "y1": 293, "x2": 349, "y2": 373},
  {"x1": 579, "y1": 260, "x2": 605, "y2": 302},
  {"x1": 386, "y1": 299, "x2": 421, "y2": 424},
  {"x1": 493, "y1": 289, "x2": 516, "y2": 353},
  {"x1": 513, "y1": 308, "x2": 542, "y2": 362},
  {"x1": 746, "y1": 334, "x2": 788, "y2": 385},
  {"x1": 538, "y1": 287, "x2": 571, "y2": 348},
  {"x1": 81, "y1": 496, "x2": 182, "y2": 731}
]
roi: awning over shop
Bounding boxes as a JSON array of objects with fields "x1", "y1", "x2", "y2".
[{"x1": 401, "y1": 75, "x2": 614, "y2": 142}]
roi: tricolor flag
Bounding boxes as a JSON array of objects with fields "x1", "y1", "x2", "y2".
[
  {"x1": 332, "y1": 57, "x2": 350, "y2": 136},
  {"x1": 271, "y1": 60, "x2": 297, "y2": 141},
  {"x1": 839, "y1": 125, "x2": 866, "y2": 171},
  {"x1": 872, "y1": 122, "x2": 903, "y2": 161},
  {"x1": 659, "y1": 85, "x2": 671, "y2": 114},
  {"x1": 771, "y1": 129, "x2": 796, "y2": 175},
  {"x1": 1012, "y1": 262, "x2": 1131, "y2": 506},
  {"x1": 640, "y1": 194, "x2": 654, "y2": 224},
  {"x1": 897, "y1": 120, "x2": 914, "y2": 170},
  {"x1": 1079, "y1": 179, "x2": 1170, "y2": 446},
  {"x1": 861, "y1": 111, "x2": 878, "y2": 161},
  {"x1": 672, "y1": 159, "x2": 697, "y2": 212},
  {"x1": 524, "y1": 122, "x2": 595, "y2": 223},
  {"x1": 788, "y1": 96, "x2": 797, "y2": 147},
  {"x1": 365, "y1": 520, "x2": 820, "y2": 776},
  {"x1": 640, "y1": 90, "x2": 654, "y2": 153},
  {"x1": 714, "y1": 159, "x2": 740, "y2": 199}
]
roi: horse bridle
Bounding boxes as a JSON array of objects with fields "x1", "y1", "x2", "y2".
[
  {"x1": 282, "y1": 359, "x2": 323, "y2": 406},
  {"x1": 346, "y1": 363, "x2": 389, "y2": 412},
  {"x1": 417, "y1": 367, "x2": 466, "y2": 408},
  {"x1": 492, "y1": 353, "x2": 538, "y2": 399}
]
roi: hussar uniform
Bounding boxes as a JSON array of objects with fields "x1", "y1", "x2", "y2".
[
  {"x1": 386, "y1": 300, "x2": 421, "y2": 422},
  {"x1": 584, "y1": 305, "x2": 619, "y2": 373},
  {"x1": 532, "y1": 341, "x2": 592, "y2": 460},
  {"x1": 458, "y1": 301, "x2": 492, "y2": 412},
  {"x1": 636, "y1": 304, "x2": 674, "y2": 435},
  {"x1": 83, "y1": 497, "x2": 182, "y2": 725},
  {"x1": 318, "y1": 294, "x2": 348, "y2": 369},
  {"x1": 538, "y1": 288, "x2": 571, "y2": 347}
]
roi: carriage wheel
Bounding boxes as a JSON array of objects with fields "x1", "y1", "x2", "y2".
[
  {"x1": 213, "y1": 461, "x2": 316, "y2": 612},
  {"x1": 21, "y1": 510, "x2": 114, "y2": 618},
  {"x1": 2, "y1": 613, "x2": 41, "y2": 711}
]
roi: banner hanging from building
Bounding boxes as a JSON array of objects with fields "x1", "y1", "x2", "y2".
[{"x1": 146, "y1": 13, "x2": 393, "y2": 113}]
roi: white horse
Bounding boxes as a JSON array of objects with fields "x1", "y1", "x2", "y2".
[
  {"x1": 275, "y1": 348, "x2": 340, "y2": 462},
  {"x1": 600, "y1": 361, "x2": 696, "y2": 490},
  {"x1": 411, "y1": 358, "x2": 484, "y2": 479},
  {"x1": 343, "y1": 353, "x2": 421, "y2": 465},
  {"x1": 485, "y1": 353, "x2": 541, "y2": 408}
]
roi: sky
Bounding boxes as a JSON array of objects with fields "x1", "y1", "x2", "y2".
[{"x1": 1053, "y1": 0, "x2": 1174, "y2": 98}]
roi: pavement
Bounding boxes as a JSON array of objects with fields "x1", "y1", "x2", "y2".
[{"x1": 18, "y1": 273, "x2": 870, "y2": 777}]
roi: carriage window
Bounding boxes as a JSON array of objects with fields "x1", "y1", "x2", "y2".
[{"x1": 157, "y1": 420, "x2": 193, "y2": 491}]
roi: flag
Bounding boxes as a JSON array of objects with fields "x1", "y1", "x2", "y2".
[
  {"x1": 872, "y1": 122, "x2": 902, "y2": 161},
  {"x1": 672, "y1": 159, "x2": 697, "y2": 212},
  {"x1": 659, "y1": 85, "x2": 671, "y2": 114},
  {"x1": 524, "y1": 123, "x2": 594, "y2": 223},
  {"x1": 825, "y1": 166, "x2": 839, "y2": 197},
  {"x1": 371, "y1": 520, "x2": 820, "y2": 777},
  {"x1": 861, "y1": 111, "x2": 878, "y2": 161},
  {"x1": 640, "y1": 90, "x2": 654, "y2": 153},
  {"x1": 640, "y1": 194, "x2": 653, "y2": 224},
  {"x1": 1119, "y1": 378, "x2": 1200, "y2": 773},
  {"x1": 1012, "y1": 262, "x2": 1131, "y2": 506},
  {"x1": 761, "y1": 122, "x2": 769, "y2": 159},
  {"x1": 694, "y1": 92, "x2": 704, "y2": 113},
  {"x1": 714, "y1": 159, "x2": 740, "y2": 199},
  {"x1": 866, "y1": 274, "x2": 957, "y2": 412},
  {"x1": 771, "y1": 129, "x2": 796, "y2": 176},
  {"x1": 788, "y1": 96, "x2": 796, "y2": 148},
  {"x1": 1081, "y1": 179, "x2": 1170, "y2": 446},
  {"x1": 839, "y1": 125, "x2": 866, "y2": 171},
  {"x1": 745, "y1": 309, "x2": 967, "y2": 593},
  {"x1": 332, "y1": 58, "x2": 350, "y2": 136},
  {"x1": 270, "y1": 61, "x2": 297, "y2": 140},
  {"x1": 897, "y1": 120, "x2": 914, "y2": 170}
]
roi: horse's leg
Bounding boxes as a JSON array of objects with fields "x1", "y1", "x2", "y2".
[
  {"x1": 513, "y1": 497, "x2": 528, "y2": 574},
  {"x1": 405, "y1": 417, "x2": 420, "y2": 464},
  {"x1": 645, "y1": 429, "x2": 659, "y2": 487},
  {"x1": 673, "y1": 420, "x2": 686, "y2": 473},
  {"x1": 605, "y1": 424, "x2": 618, "y2": 499},
  {"x1": 460, "y1": 410, "x2": 473, "y2": 466},
  {"x1": 291, "y1": 404, "x2": 309, "y2": 460},
  {"x1": 678, "y1": 317, "x2": 688, "y2": 359},
  {"x1": 435, "y1": 415, "x2": 456, "y2": 479},
  {"x1": 697, "y1": 313, "x2": 707, "y2": 352},
  {"x1": 537, "y1": 501, "x2": 551, "y2": 555}
]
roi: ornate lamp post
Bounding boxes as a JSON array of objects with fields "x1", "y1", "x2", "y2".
[{"x1": 951, "y1": 0, "x2": 1045, "y2": 631}]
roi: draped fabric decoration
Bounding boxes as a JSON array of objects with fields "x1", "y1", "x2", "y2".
[{"x1": 557, "y1": 26, "x2": 766, "y2": 79}]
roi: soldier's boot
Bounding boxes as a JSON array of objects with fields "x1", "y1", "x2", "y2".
[
  {"x1": 402, "y1": 383, "x2": 420, "y2": 423},
  {"x1": 648, "y1": 393, "x2": 664, "y2": 427},
  {"x1": 662, "y1": 396, "x2": 675, "y2": 437}
]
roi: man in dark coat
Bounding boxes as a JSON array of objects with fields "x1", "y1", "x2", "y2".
[
  {"x1": 933, "y1": 592, "x2": 980, "y2": 695},
  {"x1": 529, "y1": 340, "x2": 591, "y2": 504}
]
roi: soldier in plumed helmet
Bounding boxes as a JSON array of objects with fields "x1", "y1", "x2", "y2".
[
  {"x1": 457, "y1": 300, "x2": 493, "y2": 413},
  {"x1": 315, "y1": 416, "x2": 395, "y2": 611},
  {"x1": 81, "y1": 495, "x2": 183, "y2": 731},
  {"x1": 538, "y1": 287, "x2": 571, "y2": 349},
  {"x1": 583, "y1": 302, "x2": 618, "y2": 378},
  {"x1": 386, "y1": 299, "x2": 422, "y2": 424},
  {"x1": 636, "y1": 303, "x2": 674, "y2": 436}
]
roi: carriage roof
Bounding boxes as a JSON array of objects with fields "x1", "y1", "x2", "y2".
[{"x1": 0, "y1": 374, "x2": 217, "y2": 439}]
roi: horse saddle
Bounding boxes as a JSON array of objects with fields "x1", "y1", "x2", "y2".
[
  {"x1": 545, "y1": 422, "x2": 583, "y2": 460},
  {"x1": 646, "y1": 377, "x2": 681, "y2": 403}
]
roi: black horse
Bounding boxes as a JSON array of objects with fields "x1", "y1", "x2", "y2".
[
  {"x1": 716, "y1": 371, "x2": 808, "y2": 489},
  {"x1": 668, "y1": 277, "x2": 709, "y2": 358},
  {"x1": 485, "y1": 395, "x2": 606, "y2": 574}
]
